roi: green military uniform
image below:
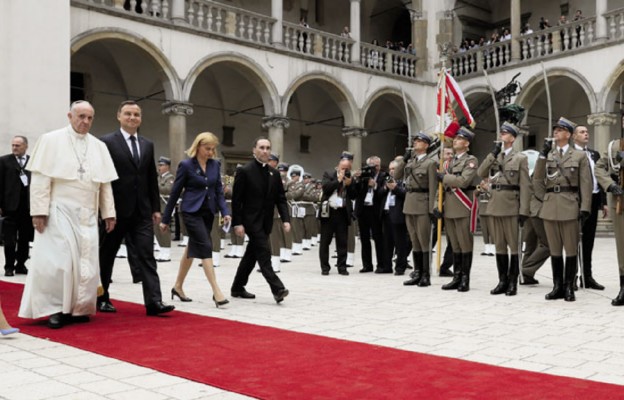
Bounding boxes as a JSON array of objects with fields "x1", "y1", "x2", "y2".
[
  {"x1": 286, "y1": 175, "x2": 306, "y2": 254},
  {"x1": 395, "y1": 132, "x2": 438, "y2": 287},
  {"x1": 302, "y1": 176, "x2": 320, "y2": 248},
  {"x1": 224, "y1": 175, "x2": 244, "y2": 258},
  {"x1": 478, "y1": 182, "x2": 494, "y2": 257},
  {"x1": 594, "y1": 138, "x2": 624, "y2": 305},
  {"x1": 440, "y1": 128, "x2": 479, "y2": 292},
  {"x1": 533, "y1": 117, "x2": 592, "y2": 302},
  {"x1": 477, "y1": 123, "x2": 531, "y2": 296},
  {"x1": 155, "y1": 169, "x2": 174, "y2": 248}
]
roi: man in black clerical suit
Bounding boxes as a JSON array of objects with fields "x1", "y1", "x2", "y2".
[
  {"x1": 0, "y1": 136, "x2": 33, "y2": 276},
  {"x1": 230, "y1": 137, "x2": 291, "y2": 303},
  {"x1": 98, "y1": 100, "x2": 174, "y2": 316}
]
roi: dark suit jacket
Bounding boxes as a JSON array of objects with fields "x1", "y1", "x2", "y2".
[
  {"x1": 354, "y1": 171, "x2": 387, "y2": 218},
  {"x1": 381, "y1": 179, "x2": 407, "y2": 225},
  {"x1": 100, "y1": 130, "x2": 159, "y2": 219},
  {"x1": 232, "y1": 159, "x2": 289, "y2": 235},
  {"x1": 588, "y1": 148, "x2": 607, "y2": 208},
  {"x1": 320, "y1": 169, "x2": 357, "y2": 223},
  {"x1": 0, "y1": 154, "x2": 30, "y2": 213},
  {"x1": 162, "y1": 157, "x2": 229, "y2": 225}
]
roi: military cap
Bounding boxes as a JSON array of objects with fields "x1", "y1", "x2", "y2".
[
  {"x1": 455, "y1": 127, "x2": 475, "y2": 142},
  {"x1": 340, "y1": 151, "x2": 354, "y2": 161},
  {"x1": 553, "y1": 117, "x2": 577, "y2": 134},
  {"x1": 413, "y1": 131, "x2": 432, "y2": 144},
  {"x1": 500, "y1": 122, "x2": 519, "y2": 137},
  {"x1": 290, "y1": 170, "x2": 301, "y2": 177},
  {"x1": 277, "y1": 163, "x2": 289, "y2": 172},
  {"x1": 303, "y1": 173, "x2": 312, "y2": 179},
  {"x1": 269, "y1": 153, "x2": 279, "y2": 162},
  {"x1": 158, "y1": 156, "x2": 171, "y2": 165}
]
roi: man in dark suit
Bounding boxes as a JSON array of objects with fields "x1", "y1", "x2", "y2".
[
  {"x1": 0, "y1": 136, "x2": 33, "y2": 276},
  {"x1": 573, "y1": 125, "x2": 607, "y2": 290},
  {"x1": 98, "y1": 100, "x2": 174, "y2": 316},
  {"x1": 355, "y1": 156, "x2": 388, "y2": 273},
  {"x1": 230, "y1": 137, "x2": 291, "y2": 303}
]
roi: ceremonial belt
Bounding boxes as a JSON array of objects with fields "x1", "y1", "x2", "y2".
[
  {"x1": 546, "y1": 185, "x2": 578, "y2": 193},
  {"x1": 446, "y1": 185, "x2": 476, "y2": 193},
  {"x1": 491, "y1": 184, "x2": 520, "y2": 191},
  {"x1": 407, "y1": 188, "x2": 428, "y2": 193},
  {"x1": 449, "y1": 187, "x2": 479, "y2": 233}
]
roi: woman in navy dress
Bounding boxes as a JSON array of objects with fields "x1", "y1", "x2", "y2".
[{"x1": 161, "y1": 132, "x2": 231, "y2": 307}]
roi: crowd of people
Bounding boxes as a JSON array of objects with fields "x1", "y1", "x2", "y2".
[{"x1": 1, "y1": 99, "x2": 623, "y2": 332}]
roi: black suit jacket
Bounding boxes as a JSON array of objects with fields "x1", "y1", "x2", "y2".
[
  {"x1": 232, "y1": 159, "x2": 289, "y2": 235},
  {"x1": 588, "y1": 148, "x2": 607, "y2": 208},
  {"x1": 0, "y1": 154, "x2": 30, "y2": 213},
  {"x1": 320, "y1": 169, "x2": 357, "y2": 223},
  {"x1": 100, "y1": 130, "x2": 160, "y2": 219},
  {"x1": 354, "y1": 171, "x2": 388, "y2": 219},
  {"x1": 381, "y1": 179, "x2": 407, "y2": 224}
]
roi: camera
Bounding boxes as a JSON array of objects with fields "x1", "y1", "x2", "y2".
[
  {"x1": 385, "y1": 175, "x2": 395, "y2": 184},
  {"x1": 344, "y1": 169, "x2": 351, "y2": 178},
  {"x1": 360, "y1": 165, "x2": 375, "y2": 180}
]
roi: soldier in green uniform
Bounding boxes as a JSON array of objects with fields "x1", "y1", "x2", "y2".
[
  {"x1": 155, "y1": 156, "x2": 174, "y2": 262},
  {"x1": 277, "y1": 164, "x2": 293, "y2": 262},
  {"x1": 594, "y1": 136, "x2": 624, "y2": 305},
  {"x1": 477, "y1": 123, "x2": 531, "y2": 296},
  {"x1": 286, "y1": 170, "x2": 306, "y2": 255},
  {"x1": 533, "y1": 117, "x2": 592, "y2": 302},
  {"x1": 395, "y1": 132, "x2": 437, "y2": 286},
  {"x1": 437, "y1": 127, "x2": 479, "y2": 292},
  {"x1": 224, "y1": 166, "x2": 244, "y2": 259},
  {"x1": 302, "y1": 173, "x2": 319, "y2": 249}
]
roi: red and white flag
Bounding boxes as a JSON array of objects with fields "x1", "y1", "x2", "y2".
[{"x1": 436, "y1": 70, "x2": 476, "y2": 137}]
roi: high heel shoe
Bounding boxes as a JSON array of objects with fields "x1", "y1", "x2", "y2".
[
  {"x1": 171, "y1": 288, "x2": 193, "y2": 302},
  {"x1": 213, "y1": 295, "x2": 230, "y2": 308},
  {"x1": 1, "y1": 327, "x2": 19, "y2": 336}
]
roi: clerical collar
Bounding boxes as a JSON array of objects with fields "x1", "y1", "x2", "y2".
[
  {"x1": 253, "y1": 157, "x2": 267, "y2": 168},
  {"x1": 120, "y1": 128, "x2": 138, "y2": 140},
  {"x1": 67, "y1": 125, "x2": 88, "y2": 140}
]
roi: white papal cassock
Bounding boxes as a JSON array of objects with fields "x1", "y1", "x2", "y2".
[{"x1": 19, "y1": 126, "x2": 118, "y2": 319}]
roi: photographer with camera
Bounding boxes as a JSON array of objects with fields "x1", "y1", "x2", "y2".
[
  {"x1": 355, "y1": 156, "x2": 388, "y2": 273},
  {"x1": 380, "y1": 159, "x2": 409, "y2": 276},
  {"x1": 318, "y1": 152, "x2": 357, "y2": 275}
]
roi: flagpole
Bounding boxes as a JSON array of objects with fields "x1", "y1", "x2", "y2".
[
  {"x1": 436, "y1": 61, "x2": 447, "y2": 273},
  {"x1": 401, "y1": 88, "x2": 412, "y2": 145}
]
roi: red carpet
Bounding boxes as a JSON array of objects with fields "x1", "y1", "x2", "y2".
[{"x1": 1, "y1": 280, "x2": 622, "y2": 399}]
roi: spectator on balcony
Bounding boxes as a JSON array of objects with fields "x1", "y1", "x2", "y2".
[
  {"x1": 558, "y1": 14, "x2": 570, "y2": 50},
  {"x1": 406, "y1": 43, "x2": 415, "y2": 55},
  {"x1": 539, "y1": 17, "x2": 552, "y2": 54},
  {"x1": 520, "y1": 23, "x2": 534, "y2": 59},
  {"x1": 297, "y1": 18, "x2": 309, "y2": 52},
  {"x1": 501, "y1": 28, "x2": 511, "y2": 41},
  {"x1": 299, "y1": 17, "x2": 309, "y2": 28},
  {"x1": 574, "y1": 9, "x2": 584, "y2": 47},
  {"x1": 370, "y1": 39, "x2": 380, "y2": 68},
  {"x1": 341, "y1": 26, "x2": 350, "y2": 39}
]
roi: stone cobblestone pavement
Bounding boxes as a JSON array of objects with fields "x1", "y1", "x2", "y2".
[{"x1": 1, "y1": 235, "x2": 623, "y2": 399}]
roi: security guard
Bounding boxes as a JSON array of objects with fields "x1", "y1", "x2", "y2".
[
  {"x1": 533, "y1": 117, "x2": 592, "y2": 302},
  {"x1": 395, "y1": 132, "x2": 437, "y2": 286},
  {"x1": 594, "y1": 136, "x2": 624, "y2": 305},
  {"x1": 477, "y1": 123, "x2": 531, "y2": 296},
  {"x1": 437, "y1": 127, "x2": 479, "y2": 292}
]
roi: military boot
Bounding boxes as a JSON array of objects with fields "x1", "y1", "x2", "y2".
[
  {"x1": 403, "y1": 251, "x2": 423, "y2": 286},
  {"x1": 457, "y1": 252, "x2": 472, "y2": 292},
  {"x1": 564, "y1": 256, "x2": 577, "y2": 302},
  {"x1": 417, "y1": 252, "x2": 431, "y2": 287},
  {"x1": 442, "y1": 253, "x2": 463, "y2": 290},
  {"x1": 612, "y1": 276, "x2": 624, "y2": 306},
  {"x1": 490, "y1": 254, "x2": 509, "y2": 295},
  {"x1": 545, "y1": 256, "x2": 565, "y2": 300},
  {"x1": 506, "y1": 254, "x2": 519, "y2": 296}
]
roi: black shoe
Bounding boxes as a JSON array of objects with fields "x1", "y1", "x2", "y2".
[
  {"x1": 98, "y1": 301, "x2": 117, "y2": 313},
  {"x1": 14, "y1": 265, "x2": 28, "y2": 275},
  {"x1": 274, "y1": 288, "x2": 289, "y2": 304},
  {"x1": 48, "y1": 313, "x2": 64, "y2": 329},
  {"x1": 520, "y1": 274, "x2": 539, "y2": 285},
  {"x1": 321, "y1": 270, "x2": 329, "y2": 275},
  {"x1": 359, "y1": 267, "x2": 373, "y2": 273},
  {"x1": 374, "y1": 269, "x2": 393, "y2": 274},
  {"x1": 146, "y1": 301, "x2": 175, "y2": 316},
  {"x1": 70, "y1": 315, "x2": 90, "y2": 323},
  {"x1": 231, "y1": 289, "x2": 256, "y2": 299},
  {"x1": 212, "y1": 296, "x2": 230, "y2": 308},
  {"x1": 280, "y1": 259, "x2": 291, "y2": 263},
  {"x1": 346, "y1": 264, "x2": 354, "y2": 268},
  {"x1": 394, "y1": 269, "x2": 406, "y2": 276},
  {"x1": 580, "y1": 276, "x2": 605, "y2": 290},
  {"x1": 4, "y1": 269, "x2": 14, "y2": 277},
  {"x1": 439, "y1": 265, "x2": 453, "y2": 277},
  {"x1": 171, "y1": 288, "x2": 193, "y2": 302},
  {"x1": 338, "y1": 268, "x2": 349, "y2": 276}
]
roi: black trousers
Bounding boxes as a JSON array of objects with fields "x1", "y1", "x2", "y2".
[
  {"x1": 231, "y1": 230, "x2": 285, "y2": 295},
  {"x1": 319, "y1": 208, "x2": 349, "y2": 272},
  {"x1": 2, "y1": 208, "x2": 33, "y2": 271},
  {"x1": 383, "y1": 217, "x2": 409, "y2": 272},
  {"x1": 358, "y1": 206, "x2": 384, "y2": 270},
  {"x1": 99, "y1": 214, "x2": 163, "y2": 306},
  {"x1": 581, "y1": 192, "x2": 601, "y2": 272}
]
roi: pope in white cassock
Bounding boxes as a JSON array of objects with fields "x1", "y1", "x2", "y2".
[{"x1": 19, "y1": 101, "x2": 118, "y2": 329}]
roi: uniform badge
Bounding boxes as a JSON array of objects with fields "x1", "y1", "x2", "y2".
[
  {"x1": 270, "y1": 172, "x2": 273, "y2": 176},
  {"x1": 510, "y1": 171, "x2": 515, "y2": 177},
  {"x1": 468, "y1": 162, "x2": 476, "y2": 169}
]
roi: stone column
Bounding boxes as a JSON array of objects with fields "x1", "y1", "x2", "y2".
[
  {"x1": 588, "y1": 112, "x2": 617, "y2": 154},
  {"x1": 410, "y1": 8, "x2": 427, "y2": 75},
  {"x1": 595, "y1": 0, "x2": 608, "y2": 43},
  {"x1": 510, "y1": 0, "x2": 521, "y2": 61},
  {"x1": 342, "y1": 127, "x2": 367, "y2": 169},
  {"x1": 170, "y1": 0, "x2": 186, "y2": 24},
  {"x1": 162, "y1": 101, "x2": 194, "y2": 173},
  {"x1": 349, "y1": 0, "x2": 361, "y2": 64},
  {"x1": 271, "y1": 0, "x2": 284, "y2": 47},
  {"x1": 262, "y1": 116, "x2": 290, "y2": 161}
]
